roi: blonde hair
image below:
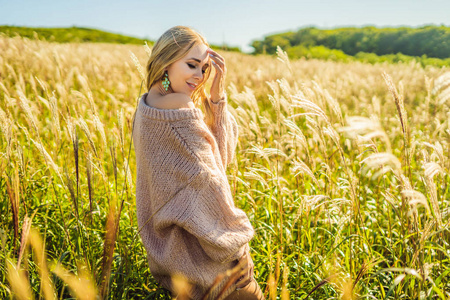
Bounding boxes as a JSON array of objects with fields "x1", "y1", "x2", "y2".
[{"x1": 146, "y1": 26, "x2": 215, "y2": 126}]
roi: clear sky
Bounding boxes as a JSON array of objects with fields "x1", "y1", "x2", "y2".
[{"x1": 1, "y1": 0, "x2": 449, "y2": 53}]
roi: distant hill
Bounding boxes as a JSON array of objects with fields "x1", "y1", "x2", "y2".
[
  {"x1": 0, "y1": 25, "x2": 242, "y2": 52},
  {"x1": 0, "y1": 25, "x2": 152, "y2": 45}
]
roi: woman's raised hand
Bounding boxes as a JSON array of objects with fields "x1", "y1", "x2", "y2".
[{"x1": 206, "y1": 48, "x2": 226, "y2": 103}]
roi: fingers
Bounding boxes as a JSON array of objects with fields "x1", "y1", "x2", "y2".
[
  {"x1": 234, "y1": 253, "x2": 253, "y2": 289},
  {"x1": 207, "y1": 47, "x2": 226, "y2": 101},
  {"x1": 207, "y1": 48, "x2": 226, "y2": 73},
  {"x1": 235, "y1": 276, "x2": 251, "y2": 289}
]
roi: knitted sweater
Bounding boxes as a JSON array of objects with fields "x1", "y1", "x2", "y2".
[{"x1": 133, "y1": 93, "x2": 254, "y2": 299}]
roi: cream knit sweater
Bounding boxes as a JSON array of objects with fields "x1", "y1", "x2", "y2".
[{"x1": 133, "y1": 93, "x2": 254, "y2": 299}]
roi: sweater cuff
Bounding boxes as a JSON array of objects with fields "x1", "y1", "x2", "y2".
[{"x1": 209, "y1": 93, "x2": 228, "y2": 126}]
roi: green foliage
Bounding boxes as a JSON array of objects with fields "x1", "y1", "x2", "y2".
[
  {"x1": 287, "y1": 45, "x2": 352, "y2": 62},
  {"x1": 251, "y1": 25, "x2": 450, "y2": 66}
]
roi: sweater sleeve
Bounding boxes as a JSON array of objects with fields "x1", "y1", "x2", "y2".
[
  {"x1": 152, "y1": 119, "x2": 253, "y2": 263},
  {"x1": 207, "y1": 94, "x2": 239, "y2": 169}
]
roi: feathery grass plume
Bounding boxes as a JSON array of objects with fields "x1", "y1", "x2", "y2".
[
  {"x1": 290, "y1": 95, "x2": 330, "y2": 125},
  {"x1": 266, "y1": 80, "x2": 283, "y2": 128},
  {"x1": 64, "y1": 166, "x2": 78, "y2": 218},
  {"x1": 281, "y1": 265, "x2": 290, "y2": 300},
  {"x1": 34, "y1": 76, "x2": 49, "y2": 97},
  {"x1": 424, "y1": 172, "x2": 442, "y2": 226},
  {"x1": 437, "y1": 86, "x2": 450, "y2": 105},
  {"x1": 123, "y1": 157, "x2": 133, "y2": 191},
  {"x1": 117, "y1": 109, "x2": 125, "y2": 154},
  {"x1": 401, "y1": 190, "x2": 429, "y2": 211},
  {"x1": 93, "y1": 114, "x2": 107, "y2": 150},
  {"x1": 86, "y1": 151, "x2": 93, "y2": 218},
  {"x1": 323, "y1": 89, "x2": 344, "y2": 126},
  {"x1": 291, "y1": 159, "x2": 319, "y2": 186},
  {"x1": 109, "y1": 140, "x2": 118, "y2": 194},
  {"x1": 246, "y1": 144, "x2": 274, "y2": 165},
  {"x1": 65, "y1": 116, "x2": 80, "y2": 205},
  {"x1": 263, "y1": 146, "x2": 288, "y2": 159},
  {"x1": 144, "y1": 41, "x2": 152, "y2": 57},
  {"x1": 423, "y1": 142, "x2": 445, "y2": 164},
  {"x1": 77, "y1": 118, "x2": 98, "y2": 158},
  {"x1": 17, "y1": 213, "x2": 35, "y2": 268},
  {"x1": 293, "y1": 195, "x2": 330, "y2": 226},
  {"x1": 277, "y1": 78, "x2": 293, "y2": 104},
  {"x1": 425, "y1": 75, "x2": 432, "y2": 113},
  {"x1": 0, "y1": 81, "x2": 11, "y2": 97},
  {"x1": 16, "y1": 89, "x2": 39, "y2": 132},
  {"x1": 431, "y1": 72, "x2": 450, "y2": 95},
  {"x1": 371, "y1": 95, "x2": 381, "y2": 117},
  {"x1": 424, "y1": 162, "x2": 444, "y2": 179},
  {"x1": 382, "y1": 71, "x2": 410, "y2": 145},
  {"x1": 323, "y1": 125, "x2": 341, "y2": 150},
  {"x1": 244, "y1": 169, "x2": 270, "y2": 189},
  {"x1": 7, "y1": 260, "x2": 34, "y2": 300},
  {"x1": 276, "y1": 45, "x2": 292, "y2": 75},
  {"x1": 283, "y1": 118, "x2": 310, "y2": 160},
  {"x1": 0, "y1": 107, "x2": 13, "y2": 160},
  {"x1": 51, "y1": 262, "x2": 97, "y2": 300},
  {"x1": 20, "y1": 122, "x2": 62, "y2": 180},
  {"x1": 267, "y1": 273, "x2": 276, "y2": 300},
  {"x1": 305, "y1": 116, "x2": 327, "y2": 153},
  {"x1": 49, "y1": 93, "x2": 61, "y2": 145},
  {"x1": 5, "y1": 63, "x2": 18, "y2": 84},
  {"x1": 229, "y1": 84, "x2": 261, "y2": 116},
  {"x1": 28, "y1": 228, "x2": 56, "y2": 300},
  {"x1": 340, "y1": 116, "x2": 391, "y2": 152},
  {"x1": 99, "y1": 203, "x2": 119, "y2": 300},
  {"x1": 360, "y1": 152, "x2": 402, "y2": 179},
  {"x1": 37, "y1": 95, "x2": 50, "y2": 110},
  {"x1": 411, "y1": 220, "x2": 435, "y2": 267},
  {"x1": 28, "y1": 135, "x2": 62, "y2": 180},
  {"x1": 398, "y1": 174, "x2": 418, "y2": 228},
  {"x1": 130, "y1": 50, "x2": 146, "y2": 81},
  {"x1": 76, "y1": 73, "x2": 91, "y2": 94},
  {"x1": 5, "y1": 168, "x2": 20, "y2": 248}
]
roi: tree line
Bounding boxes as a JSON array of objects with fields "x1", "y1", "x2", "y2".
[{"x1": 251, "y1": 26, "x2": 450, "y2": 59}]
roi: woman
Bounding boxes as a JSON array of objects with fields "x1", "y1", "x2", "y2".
[{"x1": 133, "y1": 26, "x2": 264, "y2": 300}]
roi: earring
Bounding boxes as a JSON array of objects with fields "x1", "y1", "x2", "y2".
[{"x1": 162, "y1": 71, "x2": 170, "y2": 91}]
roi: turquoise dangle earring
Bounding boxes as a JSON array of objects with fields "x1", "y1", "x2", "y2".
[{"x1": 162, "y1": 71, "x2": 170, "y2": 91}]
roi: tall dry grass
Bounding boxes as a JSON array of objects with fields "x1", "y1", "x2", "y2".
[{"x1": 0, "y1": 35, "x2": 449, "y2": 299}]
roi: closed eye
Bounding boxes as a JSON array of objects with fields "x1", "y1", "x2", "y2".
[{"x1": 188, "y1": 63, "x2": 208, "y2": 74}]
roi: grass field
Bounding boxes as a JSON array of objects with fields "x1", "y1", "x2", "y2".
[{"x1": 0, "y1": 34, "x2": 449, "y2": 299}]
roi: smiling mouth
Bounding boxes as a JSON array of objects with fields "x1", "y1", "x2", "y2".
[{"x1": 187, "y1": 82, "x2": 197, "y2": 90}]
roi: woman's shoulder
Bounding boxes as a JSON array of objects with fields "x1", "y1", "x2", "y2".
[{"x1": 145, "y1": 92, "x2": 195, "y2": 110}]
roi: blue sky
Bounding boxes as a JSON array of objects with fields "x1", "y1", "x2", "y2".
[{"x1": 1, "y1": 0, "x2": 449, "y2": 53}]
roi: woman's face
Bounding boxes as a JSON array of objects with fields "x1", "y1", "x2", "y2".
[{"x1": 166, "y1": 43, "x2": 210, "y2": 97}]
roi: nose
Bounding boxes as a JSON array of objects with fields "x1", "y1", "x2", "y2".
[{"x1": 193, "y1": 69, "x2": 203, "y2": 82}]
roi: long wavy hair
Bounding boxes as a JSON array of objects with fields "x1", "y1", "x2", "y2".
[{"x1": 146, "y1": 26, "x2": 215, "y2": 126}]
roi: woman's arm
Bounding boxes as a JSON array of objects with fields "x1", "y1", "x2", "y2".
[{"x1": 208, "y1": 95, "x2": 239, "y2": 169}]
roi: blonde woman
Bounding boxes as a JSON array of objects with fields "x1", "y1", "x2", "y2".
[{"x1": 133, "y1": 26, "x2": 264, "y2": 300}]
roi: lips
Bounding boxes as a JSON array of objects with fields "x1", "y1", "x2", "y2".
[{"x1": 187, "y1": 82, "x2": 197, "y2": 90}]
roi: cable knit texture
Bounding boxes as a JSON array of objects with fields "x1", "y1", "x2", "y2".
[{"x1": 133, "y1": 92, "x2": 254, "y2": 299}]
